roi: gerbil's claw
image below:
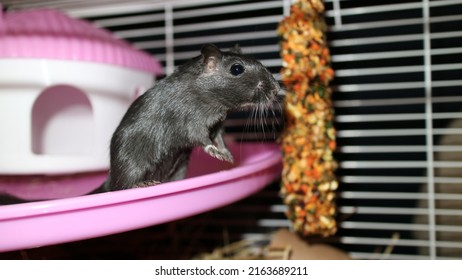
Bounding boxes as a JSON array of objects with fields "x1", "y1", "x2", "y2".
[
  {"x1": 204, "y1": 144, "x2": 234, "y2": 163},
  {"x1": 133, "y1": 180, "x2": 161, "y2": 188}
]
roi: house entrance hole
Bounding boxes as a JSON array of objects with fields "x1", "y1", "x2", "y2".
[{"x1": 31, "y1": 85, "x2": 94, "y2": 155}]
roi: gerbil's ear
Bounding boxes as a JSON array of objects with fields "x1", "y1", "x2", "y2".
[
  {"x1": 229, "y1": 44, "x2": 242, "y2": 54},
  {"x1": 201, "y1": 44, "x2": 222, "y2": 74}
]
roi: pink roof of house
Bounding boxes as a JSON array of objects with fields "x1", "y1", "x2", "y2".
[{"x1": 0, "y1": 6, "x2": 163, "y2": 75}]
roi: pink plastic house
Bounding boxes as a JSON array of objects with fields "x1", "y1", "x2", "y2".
[{"x1": 0, "y1": 6, "x2": 163, "y2": 174}]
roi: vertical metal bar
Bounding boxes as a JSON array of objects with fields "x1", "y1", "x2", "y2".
[
  {"x1": 422, "y1": 0, "x2": 437, "y2": 260},
  {"x1": 283, "y1": 0, "x2": 291, "y2": 17},
  {"x1": 164, "y1": 4, "x2": 175, "y2": 75},
  {"x1": 332, "y1": 0, "x2": 343, "y2": 27}
]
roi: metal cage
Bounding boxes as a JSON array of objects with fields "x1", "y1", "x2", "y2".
[{"x1": 3, "y1": 0, "x2": 462, "y2": 260}]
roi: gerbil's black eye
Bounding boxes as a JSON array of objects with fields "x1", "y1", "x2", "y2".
[{"x1": 230, "y1": 63, "x2": 245, "y2": 76}]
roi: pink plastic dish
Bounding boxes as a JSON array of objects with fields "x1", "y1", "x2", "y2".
[{"x1": 0, "y1": 142, "x2": 281, "y2": 252}]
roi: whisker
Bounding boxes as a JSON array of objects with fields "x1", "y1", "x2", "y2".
[
  {"x1": 256, "y1": 103, "x2": 262, "y2": 140},
  {"x1": 270, "y1": 105, "x2": 278, "y2": 140},
  {"x1": 261, "y1": 102, "x2": 267, "y2": 142},
  {"x1": 244, "y1": 107, "x2": 255, "y2": 142},
  {"x1": 251, "y1": 105, "x2": 258, "y2": 141}
]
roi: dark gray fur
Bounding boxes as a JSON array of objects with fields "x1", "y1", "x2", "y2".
[{"x1": 99, "y1": 43, "x2": 280, "y2": 192}]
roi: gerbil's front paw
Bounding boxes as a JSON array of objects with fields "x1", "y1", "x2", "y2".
[
  {"x1": 133, "y1": 180, "x2": 161, "y2": 188},
  {"x1": 204, "y1": 145, "x2": 234, "y2": 163}
]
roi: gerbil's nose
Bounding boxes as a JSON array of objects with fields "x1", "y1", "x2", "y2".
[
  {"x1": 270, "y1": 74, "x2": 280, "y2": 92},
  {"x1": 272, "y1": 79, "x2": 281, "y2": 96},
  {"x1": 271, "y1": 87, "x2": 281, "y2": 97},
  {"x1": 261, "y1": 78, "x2": 280, "y2": 97}
]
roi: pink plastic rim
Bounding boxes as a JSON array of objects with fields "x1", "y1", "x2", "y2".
[{"x1": 0, "y1": 142, "x2": 282, "y2": 252}]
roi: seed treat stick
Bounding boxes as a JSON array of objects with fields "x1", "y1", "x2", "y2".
[{"x1": 278, "y1": 0, "x2": 338, "y2": 237}]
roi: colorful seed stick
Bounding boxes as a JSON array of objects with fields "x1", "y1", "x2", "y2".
[{"x1": 278, "y1": 0, "x2": 338, "y2": 237}]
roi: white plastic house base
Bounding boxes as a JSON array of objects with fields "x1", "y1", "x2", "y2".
[{"x1": 0, "y1": 59, "x2": 155, "y2": 175}]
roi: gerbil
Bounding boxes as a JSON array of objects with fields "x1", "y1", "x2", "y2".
[{"x1": 97, "y1": 43, "x2": 280, "y2": 192}]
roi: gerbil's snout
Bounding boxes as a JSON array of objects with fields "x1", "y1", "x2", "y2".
[
  {"x1": 255, "y1": 67, "x2": 280, "y2": 94},
  {"x1": 255, "y1": 78, "x2": 279, "y2": 97},
  {"x1": 271, "y1": 80, "x2": 281, "y2": 96},
  {"x1": 268, "y1": 73, "x2": 281, "y2": 97},
  {"x1": 253, "y1": 76, "x2": 280, "y2": 108}
]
